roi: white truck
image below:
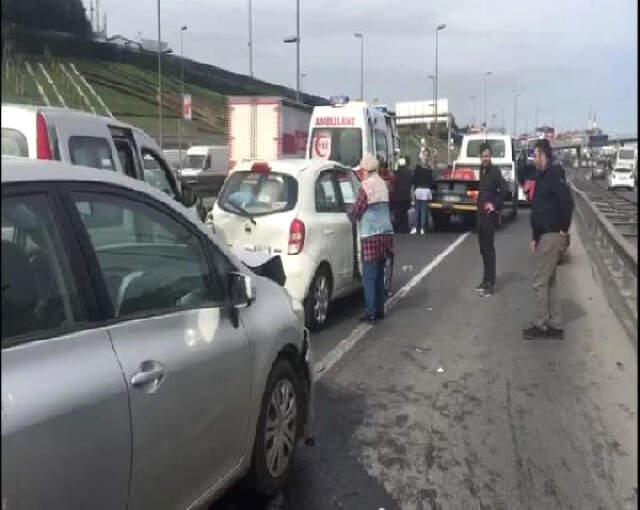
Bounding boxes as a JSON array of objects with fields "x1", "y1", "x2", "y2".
[
  {"x1": 429, "y1": 132, "x2": 519, "y2": 230},
  {"x1": 306, "y1": 96, "x2": 400, "y2": 170},
  {"x1": 227, "y1": 96, "x2": 312, "y2": 169}
]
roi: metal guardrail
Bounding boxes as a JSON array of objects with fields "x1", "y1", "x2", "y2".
[{"x1": 570, "y1": 181, "x2": 637, "y2": 331}]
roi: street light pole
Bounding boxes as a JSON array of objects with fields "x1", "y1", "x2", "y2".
[
  {"x1": 428, "y1": 74, "x2": 435, "y2": 137},
  {"x1": 535, "y1": 106, "x2": 540, "y2": 132},
  {"x1": 295, "y1": 0, "x2": 300, "y2": 102},
  {"x1": 248, "y1": 0, "x2": 253, "y2": 77},
  {"x1": 434, "y1": 24, "x2": 446, "y2": 141},
  {"x1": 470, "y1": 95, "x2": 476, "y2": 127},
  {"x1": 301, "y1": 73, "x2": 306, "y2": 94},
  {"x1": 157, "y1": 0, "x2": 163, "y2": 149},
  {"x1": 179, "y1": 25, "x2": 187, "y2": 170},
  {"x1": 513, "y1": 93, "x2": 520, "y2": 137},
  {"x1": 483, "y1": 71, "x2": 492, "y2": 135},
  {"x1": 354, "y1": 33, "x2": 364, "y2": 101}
]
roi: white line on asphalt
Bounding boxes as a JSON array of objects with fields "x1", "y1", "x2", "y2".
[{"x1": 314, "y1": 232, "x2": 471, "y2": 380}]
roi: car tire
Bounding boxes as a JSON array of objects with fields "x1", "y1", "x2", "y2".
[
  {"x1": 304, "y1": 267, "x2": 332, "y2": 331},
  {"x1": 247, "y1": 359, "x2": 303, "y2": 497}
]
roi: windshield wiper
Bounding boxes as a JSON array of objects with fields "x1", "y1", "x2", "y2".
[{"x1": 223, "y1": 201, "x2": 257, "y2": 225}]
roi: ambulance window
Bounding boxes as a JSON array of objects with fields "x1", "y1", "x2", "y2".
[{"x1": 374, "y1": 130, "x2": 388, "y2": 162}]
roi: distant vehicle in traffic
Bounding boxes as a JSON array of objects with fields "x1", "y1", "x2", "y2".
[
  {"x1": 614, "y1": 147, "x2": 637, "y2": 173},
  {"x1": 228, "y1": 96, "x2": 311, "y2": 169},
  {"x1": 307, "y1": 96, "x2": 400, "y2": 170},
  {"x1": 429, "y1": 132, "x2": 519, "y2": 230},
  {"x1": 162, "y1": 148, "x2": 185, "y2": 170},
  {"x1": 608, "y1": 166, "x2": 635, "y2": 191},
  {"x1": 211, "y1": 158, "x2": 384, "y2": 330},
  {"x1": 0, "y1": 103, "x2": 202, "y2": 219},
  {"x1": 179, "y1": 144, "x2": 229, "y2": 197},
  {"x1": 1, "y1": 157, "x2": 314, "y2": 509}
]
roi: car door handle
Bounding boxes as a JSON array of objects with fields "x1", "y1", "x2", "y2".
[{"x1": 131, "y1": 363, "x2": 165, "y2": 387}]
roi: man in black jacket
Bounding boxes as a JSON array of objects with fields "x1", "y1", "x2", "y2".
[
  {"x1": 475, "y1": 142, "x2": 509, "y2": 297},
  {"x1": 390, "y1": 156, "x2": 413, "y2": 233},
  {"x1": 523, "y1": 138, "x2": 574, "y2": 340}
]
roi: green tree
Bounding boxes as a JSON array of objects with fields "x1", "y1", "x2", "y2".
[{"x1": 3, "y1": 0, "x2": 91, "y2": 38}]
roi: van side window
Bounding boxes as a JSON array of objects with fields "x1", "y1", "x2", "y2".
[
  {"x1": 374, "y1": 130, "x2": 388, "y2": 163},
  {"x1": 69, "y1": 137, "x2": 116, "y2": 171}
]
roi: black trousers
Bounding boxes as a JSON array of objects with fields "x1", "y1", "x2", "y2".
[
  {"x1": 391, "y1": 201, "x2": 411, "y2": 233},
  {"x1": 477, "y1": 214, "x2": 496, "y2": 285}
]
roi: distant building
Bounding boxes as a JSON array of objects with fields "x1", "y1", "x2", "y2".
[
  {"x1": 107, "y1": 35, "x2": 142, "y2": 51},
  {"x1": 139, "y1": 38, "x2": 172, "y2": 54}
]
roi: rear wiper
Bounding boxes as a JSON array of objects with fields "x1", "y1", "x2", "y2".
[{"x1": 224, "y1": 201, "x2": 256, "y2": 225}]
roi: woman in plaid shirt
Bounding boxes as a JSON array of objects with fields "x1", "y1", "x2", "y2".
[{"x1": 350, "y1": 153, "x2": 394, "y2": 324}]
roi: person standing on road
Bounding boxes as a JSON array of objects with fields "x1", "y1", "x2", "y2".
[
  {"x1": 411, "y1": 149, "x2": 435, "y2": 235},
  {"x1": 390, "y1": 156, "x2": 413, "y2": 233},
  {"x1": 350, "y1": 153, "x2": 394, "y2": 324},
  {"x1": 523, "y1": 138, "x2": 574, "y2": 340},
  {"x1": 475, "y1": 142, "x2": 509, "y2": 297}
]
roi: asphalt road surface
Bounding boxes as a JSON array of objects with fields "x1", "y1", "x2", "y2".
[{"x1": 212, "y1": 212, "x2": 637, "y2": 510}]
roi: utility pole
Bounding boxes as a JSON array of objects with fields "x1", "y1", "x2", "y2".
[
  {"x1": 295, "y1": 0, "x2": 300, "y2": 102},
  {"x1": 513, "y1": 94, "x2": 520, "y2": 137},
  {"x1": 248, "y1": 0, "x2": 254, "y2": 77},
  {"x1": 157, "y1": 0, "x2": 163, "y2": 149},
  {"x1": 434, "y1": 24, "x2": 446, "y2": 140}
]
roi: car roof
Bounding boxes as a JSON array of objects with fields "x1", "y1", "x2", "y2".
[
  {"x1": 2, "y1": 157, "x2": 171, "y2": 198},
  {"x1": 231, "y1": 158, "x2": 340, "y2": 177}
]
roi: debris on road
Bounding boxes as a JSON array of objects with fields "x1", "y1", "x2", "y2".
[
  {"x1": 617, "y1": 361, "x2": 624, "y2": 369},
  {"x1": 414, "y1": 346, "x2": 430, "y2": 354},
  {"x1": 401, "y1": 265, "x2": 414, "y2": 272},
  {"x1": 436, "y1": 367, "x2": 445, "y2": 373}
]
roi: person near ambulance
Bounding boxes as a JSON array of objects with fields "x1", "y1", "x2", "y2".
[
  {"x1": 475, "y1": 142, "x2": 509, "y2": 297},
  {"x1": 523, "y1": 139, "x2": 574, "y2": 340},
  {"x1": 390, "y1": 156, "x2": 413, "y2": 233},
  {"x1": 350, "y1": 153, "x2": 394, "y2": 324},
  {"x1": 411, "y1": 147, "x2": 435, "y2": 235}
]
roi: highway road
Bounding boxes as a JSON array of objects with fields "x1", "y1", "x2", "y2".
[{"x1": 211, "y1": 211, "x2": 637, "y2": 510}]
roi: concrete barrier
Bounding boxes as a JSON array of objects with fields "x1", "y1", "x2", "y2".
[{"x1": 570, "y1": 180, "x2": 637, "y2": 339}]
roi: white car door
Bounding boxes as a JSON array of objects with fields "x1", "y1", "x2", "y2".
[
  {"x1": 334, "y1": 167, "x2": 362, "y2": 283},
  {"x1": 65, "y1": 183, "x2": 252, "y2": 510},
  {"x1": 312, "y1": 169, "x2": 352, "y2": 295}
]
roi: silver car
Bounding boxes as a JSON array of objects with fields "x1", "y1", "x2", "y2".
[{"x1": 1, "y1": 157, "x2": 314, "y2": 509}]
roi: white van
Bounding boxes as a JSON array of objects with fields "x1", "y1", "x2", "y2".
[
  {"x1": 306, "y1": 97, "x2": 400, "y2": 170},
  {"x1": 179, "y1": 145, "x2": 229, "y2": 196},
  {"x1": 1, "y1": 104, "x2": 202, "y2": 218},
  {"x1": 615, "y1": 147, "x2": 637, "y2": 172}
]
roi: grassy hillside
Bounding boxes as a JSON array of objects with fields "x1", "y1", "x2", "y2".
[{"x1": 2, "y1": 25, "x2": 328, "y2": 147}]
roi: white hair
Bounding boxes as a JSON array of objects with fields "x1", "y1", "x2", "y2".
[{"x1": 359, "y1": 153, "x2": 379, "y2": 172}]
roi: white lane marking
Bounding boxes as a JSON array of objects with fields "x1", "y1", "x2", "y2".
[{"x1": 314, "y1": 232, "x2": 471, "y2": 379}]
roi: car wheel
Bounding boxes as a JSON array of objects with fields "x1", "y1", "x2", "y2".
[
  {"x1": 248, "y1": 359, "x2": 302, "y2": 496},
  {"x1": 304, "y1": 267, "x2": 331, "y2": 331}
]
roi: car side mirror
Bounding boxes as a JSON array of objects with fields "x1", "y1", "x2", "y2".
[
  {"x1": 229, "y1": 272, "x2": 255, "y2": 308},
  {"x1": 180, "y1": 182, "x2": 198, "y2": 208}
]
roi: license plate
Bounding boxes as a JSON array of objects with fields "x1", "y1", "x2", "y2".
[
  {"x1": 442, "y1": 195, "x2": 461, "y2": 202},
  {"x1": 254, "y1": 245, "x2": 271, "y2": 254}
]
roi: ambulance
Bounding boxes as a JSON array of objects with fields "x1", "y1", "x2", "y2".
[{"x1": 306, "y1": 96, "x2": 400, "y2": 170}]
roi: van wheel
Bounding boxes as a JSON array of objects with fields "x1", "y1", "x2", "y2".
[
  {"x1": 304, "y1": 267, "x2": 331, "y2": 331},
  {"x1": 247, "y1": 359, "x2": 302, "y2": 496}
]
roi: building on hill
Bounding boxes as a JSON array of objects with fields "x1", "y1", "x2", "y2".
[
  {"x1": 139, "y1": 38, "x2": 172, "y2": 54},
  {"x1": 107, "y1": 35, "x2": 142, "y2": 51}
]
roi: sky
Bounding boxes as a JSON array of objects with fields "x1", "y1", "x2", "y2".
[{"x1": 86, "y1": 0, "x2": 637, "y2": 135}]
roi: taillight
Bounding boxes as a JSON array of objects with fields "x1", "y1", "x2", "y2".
[
  {"x1": 466, "y1": 190, "x2": 479, "y2": 201},
  {"x1": 36, "y1": 113, "x2": 52, "y2": 160},
  {"x1": 288, "y1": 219, "x2": 305, "y2": 255}
]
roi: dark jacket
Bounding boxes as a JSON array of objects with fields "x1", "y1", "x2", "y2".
[
  {"x1": 477, "y1": 164, "x2": 509, "y2": 215},
  {"x1": 412, "y1": 165, "x2": 435, "y2": 189},
  {"x1": 530, "y1": 164, "x2": 573, "y2": 242},
  {"x1": 391, "y1": 167, "x2": 413, "y2": 202}
]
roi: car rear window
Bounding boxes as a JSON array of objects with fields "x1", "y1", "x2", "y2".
[
  {"x1": 466, "y1": 140, "x2": 506, "y2": 158},
  {"x1": 69, "y1": 136, "x2": 116, "y2": 171},
  {"x1": 1, "y1": 128, "x2": 29, "y2": 157},
  {"x1": 219, "y1": 171, "x2": 298, "y2": 216}
]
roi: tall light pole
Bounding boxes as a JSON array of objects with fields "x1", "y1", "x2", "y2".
[
  {"x1": 513, "y1": 93, "x2": 520, "y2": 137},
  {"x1": 428, "y1": 74, "x2": 435, "y2": 134},
  {"x1": 535, "y1": 106, "x2": 540, "y2": 132},
  {"x1": 434, "y1": 23, "x2": 446, "y2": 140},
  {"x1": 301, "y1": 73, "x2": 306, "y2": 94},
  {"x1": 354, "y1": 33, "x2": 364, "y2": 101},
  {"x1": 483, "y1": 71, "x2": 492, "y2": 135},
  {"x1": 157, "y1": 0, "x2": 163, "y2": 148},
  {"x1": 470, "y1": 95, "x2": 476, "y2": 127},
  {"x1": 283, "y1": 0, "x2": 301, "y2": 102},
  {"x1": 178, "y1": 25, "x2": 187, "y2": 170},
  {"x1": 248, "y1": 0, "x2": 253, "y2": 77}
]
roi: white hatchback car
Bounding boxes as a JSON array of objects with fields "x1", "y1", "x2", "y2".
[
  {"x1": 211, "y1": 159, "x2": 366, "y2": 330},
  {"x1": 608, "y1": 167, "x2": 635, "y2": 190}
]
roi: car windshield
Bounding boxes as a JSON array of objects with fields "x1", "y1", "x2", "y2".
[
  {"x1": 619, "y1": 150, "x2": 635, "y2": 159},
  {"x1": 614, "y1": 167, "x2": 632, "y2": 173},
  {"x1": 466, "y1": 140, "x2": 506, "y2": 158},
  {"x1": 309, "y1": 128, "x2": 363, "y2": 167},
  {"x1": 219, "y1": 171, "x2": 298, "y2": 216},
  {"x1": 186, "y1": 155, "x2": 206, "y2": 169}
]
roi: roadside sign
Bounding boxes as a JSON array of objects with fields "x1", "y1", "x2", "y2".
[{"x1": 183, "y1": 94, "x2": 192, "y2": 120}]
